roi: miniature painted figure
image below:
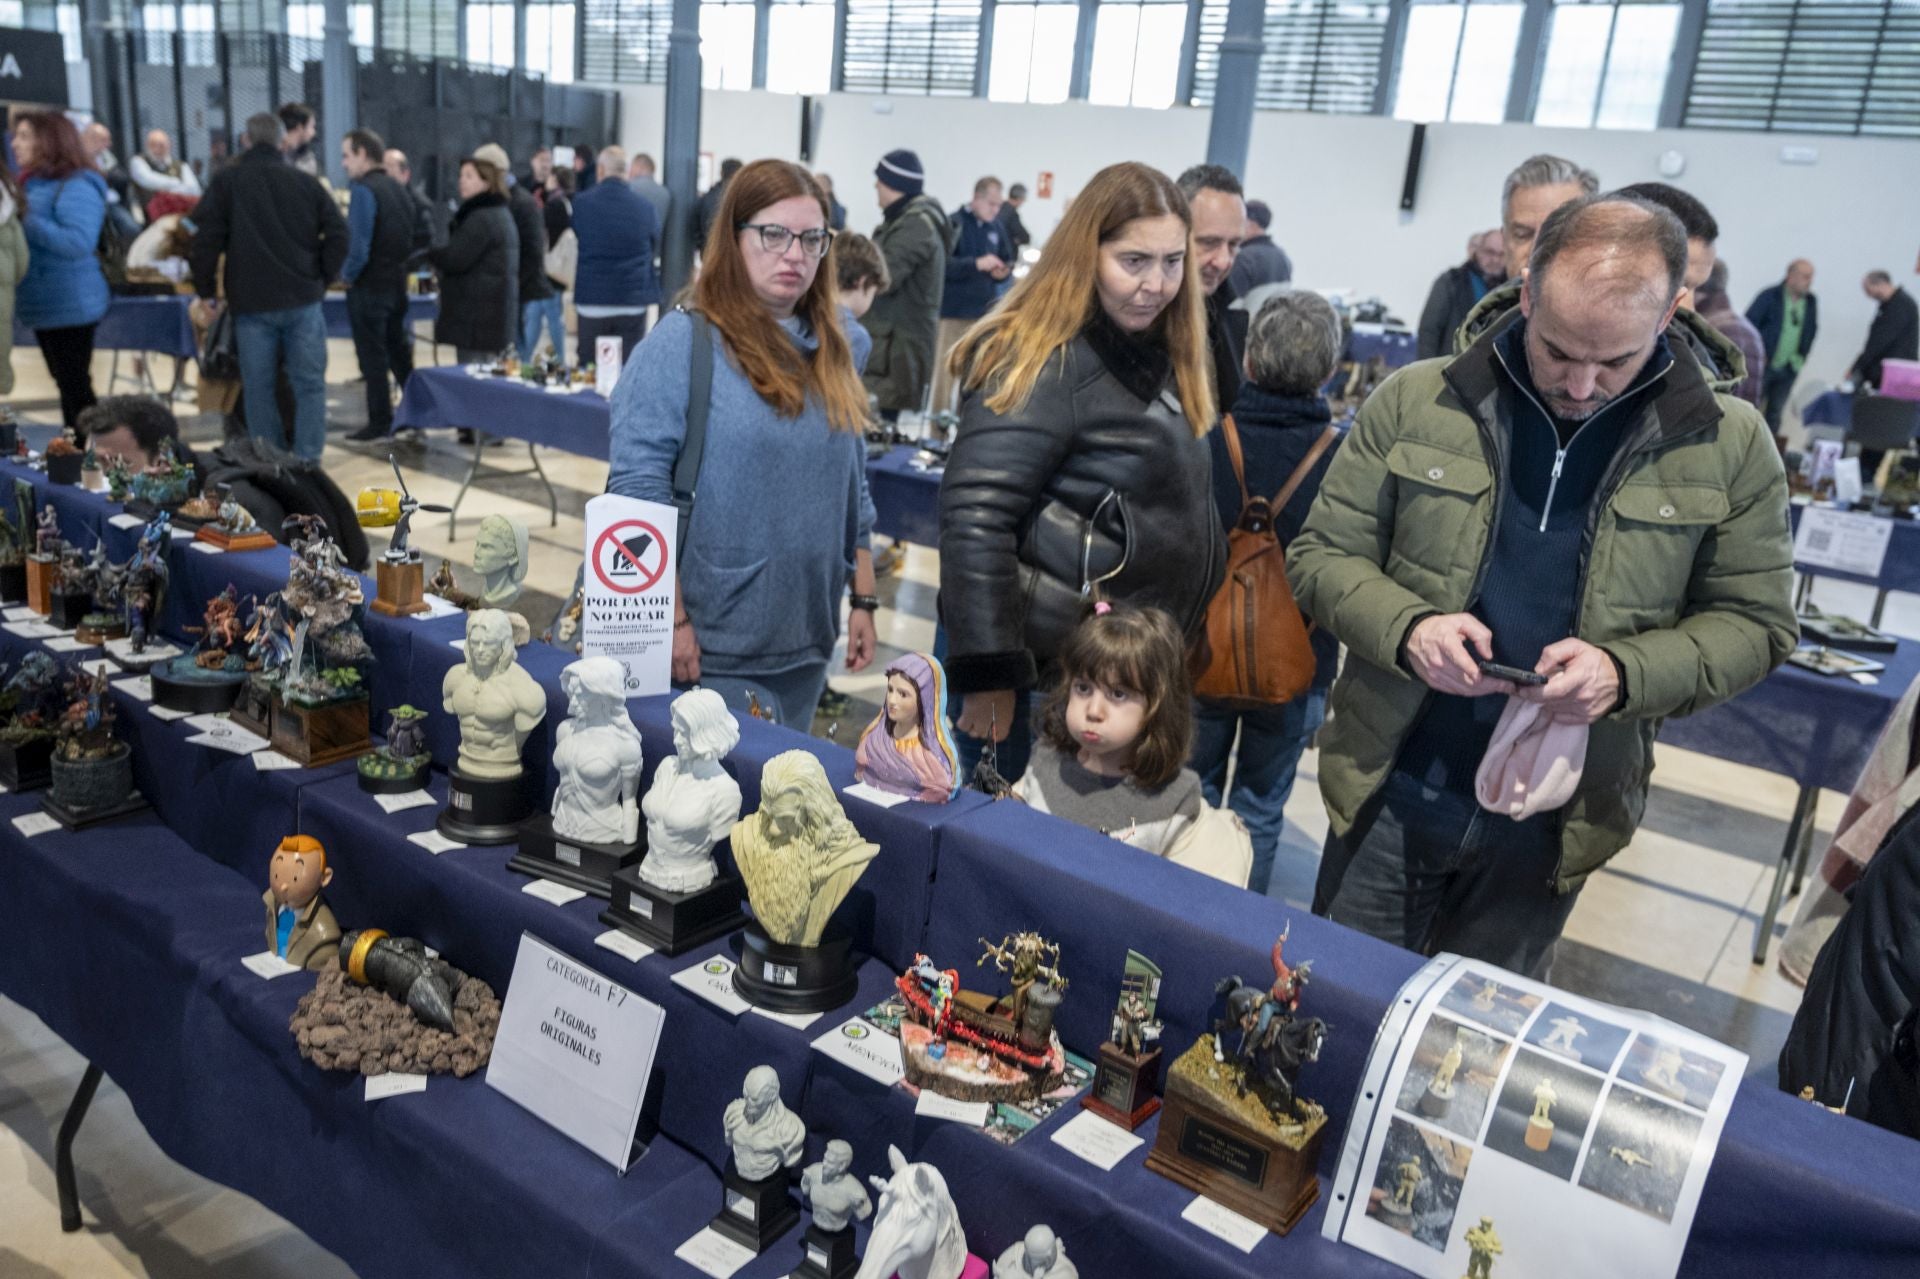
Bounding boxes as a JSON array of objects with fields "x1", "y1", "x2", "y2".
[
  {"x1": 264, "y1": 835, "x2": 341, "y2": 972},
  {"x1": 550, "y1": 656, "x2": 644, "y2": 845},
  {"x1": 426, "y1": 559, "x2": 468, "y2": 606},
  {"x1": 442, "y1": 609, "x2": 547, "y2": 779},
  {"x1": 472, "y1": 513, "x2": 530, "y2": 606},
  {"x1": 1114, "y1": 986, "x2": 1158, "y2": 1058},
  {"x1": 1431, "y1": 1031, "x2": 1466, "y2": 1098},
  {"x1": 120, "y1": 513, "x2": 172, "y2": 655},
  {"x1": 853, "y1": 1146, "x2": 972, "y2": 1279},
  {"x1": 800, "y1": 1140, "x2": 873, "y2": 1234},
  {"x1": 128, "y1": 439, "x2": 192, "y2": 506},
  {"x1": 216, "y1": 486, "x2": 260, "y2": 536},
  {"x1": 853, "y1": 654, "x2": 960, "y2": 803},
  {"x1": 387, "y1": 707, "x2": 428, "y2": 761},
  {"x1": 724, "y1": 1065, "x2": 807, "y2": 1181},
  {"x1": 1386, "y1": 1157, "x2": 1422, "y2": 1214},
  {"x1": 732, "y1": 750, "x2": 880, "y2": 947},
  {"x1": 359, "y1": 706, "x2": 432, "y2": 791},
  {"x1": 195, "y1": 483, "x2": 276, "y2": 551},
  {"x1": 1541, "y1": 1016, "x2": 1587, "y2": 1058},
  {"x1": 104, "y1": 454, "x2": 131, "y2": 502},
  {"x1": 1082, "y1": 949, "x2": 1165, "y2": 1129},
  {"x1": 188, "y1": 586, "x2": 248, "y2": 669},
  {"x1": 34, "y1": 503, "x2": 60, "y2": 557},
  {"x1": 897, "y1": 934, "x2": 1069, "y2": 1104},
  {"x1": 1462, "y1": 1216, "x2": 1503, "y2": 1279},
  {"x1": 1524, "y1": 1076, "x2": 1559, "y2": 1153},
  {"x1": 278, "y1": 515, "x2": 372, "y2": 705},
  {"x1": 638, "y1": 687, "x2": 743, "y2": 893},
  {"x1": 1211, "y1": 946, "x2": 1330, "y2": 1125},
  {"x1": 991, "y1": 1226, "x2": 1075, "y2": 1279},
  {"x1": 337, "y1": 930, "x2": 471, "y2": 1032}
]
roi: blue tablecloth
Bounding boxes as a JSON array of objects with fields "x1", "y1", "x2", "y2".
[
  {"x1": 12, "y1": 294, "x2": 199, "y2": 359},
  {"x1": 866, "y1": 445, "x2": 942, "y2": 548},
  {"x1": 1804, "y1": 390, "x2": 1851, "y2": 428},
  {"x1": 1, "y1": 461, "x2": 1918, "y2": 1278},
  {"x1": 1786, "y1": 501, "x2": 1920, "y2": 595},
  {"x1": 394, "y1": 365, "x2": 613, "y2": 459},
  {"x1": 1347, "y1": 327, "x2": 1417, "y2": 368},
  {"x1": 322, "y1": 291, "x2": 439, "y2": 340}
]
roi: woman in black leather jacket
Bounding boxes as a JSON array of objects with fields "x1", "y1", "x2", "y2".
[{"x1": 939, "y1": 161, "x2": 1225, "y2": 776}]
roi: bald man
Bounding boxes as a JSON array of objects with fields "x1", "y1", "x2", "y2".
[
  {"x1": 569, "y1": 143, "x2": 662, "y2": 360},
  {"x1": 1746, "y1": 260, "x2": 1817, "y2": 433}
]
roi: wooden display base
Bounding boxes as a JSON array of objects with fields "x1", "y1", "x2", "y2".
[
  {"x1": 74, "y1": 617, "x2": 125, "y2": 646},
  {"x1": 270, "y1": 694, "x2": 371, "y2": 768},
  {"x1": 711, "y1": 1161, "x2": 800, "y2": 1254},
  {"x1": 194, "y1": 524, "x2": 277, "y2": 552},
  {"x1": 25, "y1": 554, "x2": 55, "y2": 614},
  {"x1": 1144, "y1": 1038, "x2": 1326, "y2": 1237},
  {"x1": 600, "y1": 867, "x2": 747, "y2": 957},
  {"x1": 230, "y1": 678, "x2": 273, "y2": 739},
  {"x1": 370, "y1": 558, "x2": 428, "y2": 617},
  {"x1": 509, "y1": 814, "x2": 641, "y2": 898},
  {"x1": 1082, "y1": 1042, "x2": 1163, "y2": 1131}
]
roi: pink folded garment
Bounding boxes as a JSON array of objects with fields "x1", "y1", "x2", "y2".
[{"x1": 1475, "y1": 697, "x2": 1588, "y2": 819}]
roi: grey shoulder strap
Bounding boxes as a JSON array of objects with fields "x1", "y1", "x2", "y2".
[{"x1": 671, "y1": 307, "x2": 713, "y2": 549}]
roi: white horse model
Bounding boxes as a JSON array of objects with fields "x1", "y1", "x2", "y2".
[{"x1": 852, "y1": 1145, "x2": 970, "y2": 1279}]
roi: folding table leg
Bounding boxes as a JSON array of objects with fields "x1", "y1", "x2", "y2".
[
  {"x1": 1789, "y1": 795, "x2": 1819, "y2": 896},
  {"x1": 56, "y1": 1062, "x2": 105, "y2": 1232},
  {"x1": 1871, "y1": 589, "x2": 1890, "y2": 629},
  {"x1": 1754, "y1": 784, "x2": 1817, "y2": 964},
  {"x1": 449, "y1": 430, "x2": 485, "y2": 537},
  {"x1": 527, "y1": 443, "x2": 558, "y2": 527}
]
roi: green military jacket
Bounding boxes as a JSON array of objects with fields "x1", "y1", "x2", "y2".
[
  {"x1": 863, "y1": 193, "x2": 955, "y2": 413},
  {"x1": 1290, "y1": 307, "x2": 1797, "y2": 892}
]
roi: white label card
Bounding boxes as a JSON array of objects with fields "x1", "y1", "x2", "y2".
[
  {"x1": 417, "y1": 593, "x2": 465, "y2": 619},
  {"x1": 241, "y1": 951, "x2": 302, "y2": 979},
  {"x1": 3, "y1": 621, "x2": 60, "y2": 638},
  {"x1": 810, "y1": 1018, "x2": 907, "y2": 1087},
  {"x1": 365, "y1": 1072, "x2": 429, "y2": 1101},
  {"x1": 189, "y1": 540, "x2": 223, "y2": 555},
  {"x1": 252, "y1": 750, "x2": 302, "y2": 771},
  {"x1": 147, "y1": 705, "x2": 192, "y2": 721},
  {"x1": 1794, "y1": 506, "x2": 1893, "y2": 578},
  {"x1": 914, "y1": 1090, "x2": 989, "y2": 1126},
  {"x1": 750, "y1": 1005, "x2": 824, "y2": 1031},
  {"x1": 672, "y1": 1228, "x2": 756, "y2": 1279},
  {"x1": 12, "y1": 811, "x2": 61, "y2": 837},
  {"x1": 594, "y1": 929, "x2": 654, "y2": 962},
  {"x1": 407, "y1": 829, "x2": 464, "y2": 854},
  {"x1": 844, "y1": 781, "x2": 911, "y2": 809},
  {"x1": 1182, "y1": 1195, "x2": 1267, "y2": 1253},
  {"x1": 486, "y1": 932, "x2": 664, "y2": 1169},
  {"x1": 373, "y1": 789, "x2": 437, "y2": 814},
  {"x1": 670, "y1": 954, "x2": 753, "y2": 1016},
  {"x1": 185, "y1": 722, "x2": 271, "y2": 755},
  {"x1": 108, "y1": 513, "x2": 144, "y2": 530},
  {"x1": 112, "y1": 676, "x2": 153, "y2": 700},
  {"x1": 1050, "y1": 1108, "x2": 1146, "y2": 1170},
  {"x1": 43, "y1": 636, "x2": 98, "y2": 652},
  {"x1": 523, "y1": 879, "x2": 587, "y2": 906},
  {"x1": 2, "y1": 606, "x2": 36, "y2": 620}
]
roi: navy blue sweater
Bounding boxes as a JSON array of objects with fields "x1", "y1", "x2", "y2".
[
  {"x1": 570, "y1": 178, "x2": 661, "y2": 308},
  {"x1": 1397, "y1": 325, "x2": 1673, "y2": 793},
  {"x1": 941, "y1": 207, "x2": 1011, "y2": 321}
]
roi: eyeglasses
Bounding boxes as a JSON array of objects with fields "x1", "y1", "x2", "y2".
[{"x1": 738, "y1": 223, "x2": 834, "y2": 259}]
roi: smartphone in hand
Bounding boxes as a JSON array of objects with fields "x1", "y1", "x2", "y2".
[{"x1": 1476, "y1": 657, "x2": 1548, "y2": 687}]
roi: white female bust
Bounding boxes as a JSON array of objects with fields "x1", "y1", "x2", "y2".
[
  {"x1": 551, "y1": 656, "x2": 645, "y2": 845},
  {"x1": 442, "y1": 609, "x2": 548, "y2": 779},
  {"x1": 638, "y1": 687, "x2": 743, "y2": 893}
]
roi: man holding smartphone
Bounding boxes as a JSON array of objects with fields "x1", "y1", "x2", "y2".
[{"x1": 1288, "y1": 194, "x2": 1796, "y2": 978}]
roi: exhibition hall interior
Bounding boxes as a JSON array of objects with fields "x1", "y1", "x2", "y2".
[{"x1": 0, "y1": 2, "x2": 1917, "y2": 1277}]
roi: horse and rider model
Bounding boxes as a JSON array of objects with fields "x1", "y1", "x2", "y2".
[{"x1": 1210, "y1": 925, "x2": 1328, "y2": 1124}]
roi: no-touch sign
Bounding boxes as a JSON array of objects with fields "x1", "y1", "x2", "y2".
[
  {"x1": 593, "y1": 519, "x2": 669, "y2": 595},
  {"x1": 582, "y1": 495, "x2": 678, "y2": 696}
]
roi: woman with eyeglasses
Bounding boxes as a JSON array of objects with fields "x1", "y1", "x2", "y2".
[{"x1": 608, "y1": 159, "x2": 878, "y2": 727}]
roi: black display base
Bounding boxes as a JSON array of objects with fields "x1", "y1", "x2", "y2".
[
  {"x1": 0, "y1": 561, "x2": 25, "y2": 605},
  {"x1": 509, "y1": 814, "x2": 642, "y2": 899},
  {"x1": 47, "y1": 590, "x2": 92, "y2": 630},
  {"x1": 151, "y1": 663, "x2": 247, "y2": 714},
  {"x1": 732, "y1": 921, "x2": 858, "y2": 1014},
  {"x1": 40, "y1": 788, "x2": 150, "y2": 831},
  {"x1": 357, "y1": 759, "x2": 430, "y2": 794},
  {"x1": 437, "y1": 767, "x2": 532, "y2": 845},
  {"x1": 792, "y1": 1222, "x2": 860, "y2": 1279},
  {"x1": 710, "y1": 1162, "x2": 800, "y2": 1255},
  {"x1": 0, "y1": 737, "x2": 53, "y2": 792},
  {"x1": 599, "y1": 868, "x2": 746, "y2": 957}
]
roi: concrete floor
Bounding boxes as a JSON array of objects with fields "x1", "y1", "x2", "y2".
[{"x1": 0, "y1": 328, "x2": 1873, "y2": 1275}]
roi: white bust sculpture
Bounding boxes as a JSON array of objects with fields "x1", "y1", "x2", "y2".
[
  {"x1": 550, "y1": 656, "x2": 644, "y2": 845},
  {"x1": 441, "y1": 609, "x2": 548, "y2": 780},
  {"x1": 638, "y1": 687, "x2": 742, "y2": 893}
]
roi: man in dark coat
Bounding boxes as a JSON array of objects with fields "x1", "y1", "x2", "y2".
[
  {"x1": 474, "y1": 143, "x2": 555, "y2": 366},
  {"x1": 998, "y1": 183, "x2": 1031, "y2": 253},
  {"x1": 1746, "y1": 259, "x2": 1818, "y2": 432},
  {"x1": 1417, "y1": 230, "x2": 1505, "y2": 360},
  {"x1": 190, "y1": 112, "x2": 346, "y2": 463},
  {"x1": 865, "y1": 149, "x2": 954, "y2": 419},
  {"x1": 1177, "y1": 164, "x2": 1248, "y2": 414},
  {"x1": 341, "y1": 129, "x2": 418, "y2": 442},
  {"x1": 1227, "y1": 199, "x2": 1292, "y2": 297},
  {"x1": 570, "y1": 145, "x2": 661, "y2": 366},
  {"x1": 931, "y1": 176, "x2": 1011, "y2": 413},
  {"x1": 383, "y1": 148, "x2": 446, "y2": 257},
  {"x1": 1849, "y1": 270, "x2": 1920, "y2": 390},
  {"x1": 695, "y1": 158, "x2": 742, "y2": 256}
]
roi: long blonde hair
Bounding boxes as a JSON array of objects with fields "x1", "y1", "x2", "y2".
[{"x1": 947, "y1": 162, "x2": 1215, "y2": 436}]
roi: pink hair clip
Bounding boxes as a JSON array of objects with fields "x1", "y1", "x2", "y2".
[{"x1": 1093, "y1": 601, "x2": 1112, "y2": 616}]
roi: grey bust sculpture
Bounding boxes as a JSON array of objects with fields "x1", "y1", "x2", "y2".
[
  {"x1": 723, "y1": 1064, "x2": 806, "y2": 1181},
  {"x1": 800, "y1": 1139, "x2": 873, "y2": 1234},
  {"x1": 992, "y1": 1225, "x2": 1077, "y2": 1278},
  {"x1": 472, "y1": 514, "x2": 530, "y2": 608},
  {"x1": 550, "y1": 656, "x2": 644, "y2": 845}
]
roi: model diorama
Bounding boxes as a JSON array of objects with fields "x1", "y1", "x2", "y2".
[
  {"x1": 103, "y1": 455, "x2": 131, "y2": 503},
  {"x1": 42, "y1": 662, "x2": 144, "y2": 828},
  {"x1": 796, "y1": 1139, "x2": 872, "y2": 1279},
  {"x1": 438, "y1": 608, "x2": 547, "y2": 843},
  {"x1": 125, "y1": 440, "x2": 192, "y2": 510},
  {"x1": 263, "y1": 834, "x2": 341, "y2": 971},
  {"x1": 74, "y1": 546, "x2": 126, "y2": 645},
  {"x1": 152, "y1": 584, "x2": 257, "y2": 712},
  {"x1": 852, "y1": 1146, "x2": 983, "y2": 1279},
  {"x1": 195, "y1": 483, "x2": 276, "y2": 551},
  {"x1": 0, "y1": 652, "x2": 63, "y2": 789},
  {"x1": 991, "y1": 1226, "x2": 1076, "y2": 1279},
  {"x1": 291, "y1": 929, "x2": 503, "y2": 1077},
  {"x1": 712, "y1": 1065, "x2": 808, "y2": 1253},
  {"x1": 358, "y1": 705, "x2": 432, "y2": 793},
  {"x1": 602, "y1": 687, "x2": 746, "y2": 955},
  {"x1": 104, "y1": 512, "x2": 176, "y2": 670},
  {"x1": 47, "y1": 544, "x2": 94, "y2": 629},
  {"x1": 852, "y1": 654, "x2": 961, "y2": 803},
  {"x1": 1145, "y1": 928, "x2": 1328, "y2": 1235},
  {"x1": 1462, "y1": 1215, "x2": 1503, "y2": 1278},
  {"x1": 0, "y1": 479, "x2": 33, "y2": 603},
  {"x1": 1420, "y1": 1026, "x2": 1469, "y2": 1118},
  {"x1": 26, "y1": 502, "x2": 61, "y2": 614},
  {"x1": 512, "y1": 656, "x2": 644, "y2": 894},
  {"x1": 897, "y1": 933, "x2": 1069, "y2": 1104},
  {"x1": 730, "y1": 750, "x2": 880, "y2": 1011},
  {"x1": 355, "y1": 458, "x2": 451, "y2": 616},
  {"x1": 1082, "y1": 949, "x2": 1165, "y2": 1130}
]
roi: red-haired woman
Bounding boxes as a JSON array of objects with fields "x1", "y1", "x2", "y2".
[
  {"x1": 607, "y1": 159, "x2": 878, "y2": 726},
  {"x1": 12, "y1": 111, "x2": 109, "y2": 430}
]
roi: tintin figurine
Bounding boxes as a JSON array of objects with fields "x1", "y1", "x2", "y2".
[
  {"x1": 730, "y1": 750, "x2": 880, "y2": 1012},
  {"x1": 601, "y1": 687, "x2": 746, "y2": 955},
  {"x1": 1420, "y1": 1026, "x2": 1468, "y2": 1119},
  {"x1": 896, "y1": 934, "x2": 1069, "y2": 1105},
  {"x1": 195, "y1": 483, "x2": 276, "y2": 551},
  {"x1": 1145, "y1": 926, "x2": 1329, "y2": 1236},
  {"x1": 796, "y1": 1139, "x2": 872, "y2": 1279},
  {"x1": 42, "y1": 662, "x2": 144, "y2": 828},
  {"x1": 438, "y1": 608, "x2": 547, "y2": 844},
  {"x1": 1524, "y1": 1076, "x2": 1558, "y2": 1153},
  {"x1": 851, "y1": 1147, "x2": 982, "y2": 1279},
  {"x1": 852, "y1": 653, "x2": 960, "y2": 803},
  {"x1": 711, "y1": 1065, "x2": 807, "y2": 1254},
  {"x1": 991, "y1": 1227, "x2": 1076, "y2": 1279},
  {"x1": 358, "y1": 705, "x2": 432, "y2": 793},
  {"x1": 1462, "y1": 1216, "x2": 1503, "y2": 1279},
  {"x1": 511, "y1": 656, "x2": 644, "y2": 894},
  {"x1": 264, "y1": 835, "x2": 341, "y2": 972},
  {"x1": 1082, "y1": 949, "x2": 1166, "y2": 1131}
]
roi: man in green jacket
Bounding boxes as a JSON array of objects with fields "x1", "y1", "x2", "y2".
[
  {"x1": 1290, "y1": 195, "x2": 1795, "y2": 978},
  {"x1": 864, "y1": 149, "x2": 955, "y2": 421}
]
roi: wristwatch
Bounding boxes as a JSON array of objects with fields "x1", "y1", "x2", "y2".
[{"x1": 848, "y1": 593, "x2": 880, "y2": 614}]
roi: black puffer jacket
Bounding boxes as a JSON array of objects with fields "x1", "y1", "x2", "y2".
[
  {"x1": 938, "y1": 312, "x2": 1225, "y2": 694},
  {"x1": 508, "y1": 184, "x2": 554, "y2": 303},
  {"x1": 430, "y1": 192, "x2": 518, "y2": 353}
]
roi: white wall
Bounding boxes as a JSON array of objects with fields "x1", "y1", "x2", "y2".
[{"x1": 608, "y1": 83, "x2": 1920, "y2": 387}]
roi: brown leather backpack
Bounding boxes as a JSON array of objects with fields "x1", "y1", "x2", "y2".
[{"x1": 1190, "y1": 415, "x2": 1337, "y2": 708}]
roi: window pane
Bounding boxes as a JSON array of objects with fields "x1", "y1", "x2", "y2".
[
  {"x1": 989, "y1": 7, "x2": 1037, "y2": 101},
  {"x1": 1448, "y1": 3, "x2": 1522, "y2": 121},
  {"x1": 989, "y1": 3, "x2": 1078, "y2": 104},
  {"x1": 1595, "y1": 4, "x2": 1680, "y2": 129},
  {"x1": 529, "y1": 3, "x2": 580, "y2": 82},
  {"x1": 842, "y1": 0, "x2": 983, "y2": 96},
  {"x1": 1130, "y1": 3, "x2": 1184, "y2": 108},
  {"x1": 1534, "y1": 6, "x2": 1614, "y2": 128},
  {"x1": 1392, "y1": 5, "x2": 1463, "y2": 121},
  {"x1": 1088, "y1": 6, "x2": 1141, "y2": 106},
  {"x1": 700, "y1": 3, "x2": 756, "y2": 90},
  {"x1": 767, "y1": 4, "x2": 834, "y2": 94},
  {"x1": 466, "y1": 2, "x2": 515, "y2": 69}
]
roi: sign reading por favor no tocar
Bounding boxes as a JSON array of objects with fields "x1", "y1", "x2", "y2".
[{"x1": 582, "y1": 493, "x2": 678, "y2": 696}]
